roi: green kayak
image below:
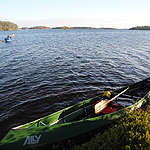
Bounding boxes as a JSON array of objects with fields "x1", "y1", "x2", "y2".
[{"x1": 0, "y1": 78, "x2": 150, "y2": 150}]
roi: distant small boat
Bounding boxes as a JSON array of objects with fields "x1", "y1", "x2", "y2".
[
  {"x1": 0, "y1": 78, "x2": 150, "y2": 150},
  {"x1": 4, "y1": 38, "x2": 12, "y2": 43}
]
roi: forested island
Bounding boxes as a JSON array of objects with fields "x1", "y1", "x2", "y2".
[
  {"x1": 129, "y1": 26, "x2": 150, "y2": 30},
  {"x1": 52, "y1": 26, "x2": 96, "y2": 29},
  {"x1": 22, "y1": 26, "x2": 51, "y2": 30},
  {"x1": 52, "y1": 26, "x2": 116, "y2": 29},
  {"x1": 21, "y1": 26, "x2": 115, "y2": 30},
  {"x1": 0, "y1": 21, "x2": 18, "y2": 31}
]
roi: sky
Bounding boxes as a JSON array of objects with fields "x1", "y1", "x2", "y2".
[{"x1": 1, "y1": 0, "x2": 150, "y2": 29}]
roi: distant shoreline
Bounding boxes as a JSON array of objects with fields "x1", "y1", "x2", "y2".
[
  {"x1": 19, "y1": 25, "x2": 150, "y2": 30},
  {"x1": 129, "y1": 26, "x2": 150, "y2": 30},
  {"x1": 21, "y1": 26, "x2": 150, "y2": 30},
  {"x1": 1, "y1": 21, "x2": 150, "y2": 31},
  {"x1": 21, "y1": 26, "x2": 116, "y2": 30}
]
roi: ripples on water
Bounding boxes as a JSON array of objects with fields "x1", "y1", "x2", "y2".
[{"x1": 0, "y1": 29, "x2": 149, "y2": 139}]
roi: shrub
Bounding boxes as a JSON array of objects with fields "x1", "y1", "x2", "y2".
[{"x1": 74, "y1": 106, "x2": 150, "y2": 150}]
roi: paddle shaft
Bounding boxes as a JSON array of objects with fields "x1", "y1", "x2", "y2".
[{"x1": 108, "y1": 87, "x2": 129, "y2": 103}]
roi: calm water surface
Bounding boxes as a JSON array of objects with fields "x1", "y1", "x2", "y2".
[{"x1": 0, "y1": 29, "x2": 150, "y2": 139}]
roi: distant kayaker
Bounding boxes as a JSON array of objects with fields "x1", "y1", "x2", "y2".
[{"x1": 7, "y1": 35, "x2": 11, "y2": 39}]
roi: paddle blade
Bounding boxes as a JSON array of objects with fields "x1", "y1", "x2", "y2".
[
  {"x1": 2, "y1": 40, "x2": 5, "y2": 42},
  {"x1": 11, "y1": 34, "x2": 15, "y2": 37},
  {"x1": 94, "y1": 100, "x2": 108, "y2": 114}
]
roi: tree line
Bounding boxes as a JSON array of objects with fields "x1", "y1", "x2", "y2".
[
  {"x1": 129, "y1": 26, "x2": 150, "y2": 30},
  {"x1": 52, "y1": 26, "x2": 116, "y2": 29},
  {"x1": 22, "y1": 26, "x2": 51, "y2": 29},
  {"x1": 0, "y1": 21, "x2": 18, "y2": 31}
]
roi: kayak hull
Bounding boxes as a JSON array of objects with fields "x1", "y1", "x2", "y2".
[
  {"x1": 0, "y1": 78, "x2": 150, "y2": 150},
  {"x1": 4, "y1": 38, "x2": 12, "y2": 43}
]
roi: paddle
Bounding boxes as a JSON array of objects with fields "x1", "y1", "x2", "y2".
[{"x1": 94, "y1": 87, "x2": 129, "y2": 114}]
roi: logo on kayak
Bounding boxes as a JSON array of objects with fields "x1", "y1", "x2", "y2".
[{"x1": 23, "y1": 135, "x2": 41, "y2": 145}]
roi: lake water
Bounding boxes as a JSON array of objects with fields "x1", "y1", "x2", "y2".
[{"x1": 0, "y1": 29, "x2": 149, "y2": 139}]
